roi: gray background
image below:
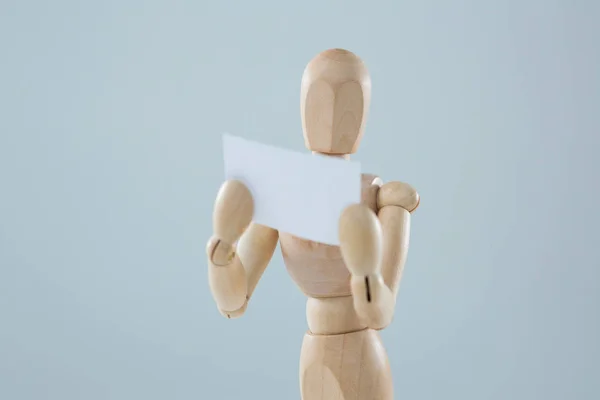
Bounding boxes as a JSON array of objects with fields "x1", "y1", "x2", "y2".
[{"x1": 1, "y1": 0, "x2": 598, "y2": 399}]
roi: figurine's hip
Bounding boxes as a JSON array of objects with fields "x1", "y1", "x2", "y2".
[{"x1": 300, "y1": 328, "x2": 393, "y2": 400}]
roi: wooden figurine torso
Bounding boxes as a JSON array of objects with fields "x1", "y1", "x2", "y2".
[{"x1": 279, "y1": 173, "x2": 381, "y2": 298}]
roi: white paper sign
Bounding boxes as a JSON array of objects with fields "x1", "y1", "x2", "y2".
[{"x1": 222, "y1": 133, "x2": 361, "y2": 245}]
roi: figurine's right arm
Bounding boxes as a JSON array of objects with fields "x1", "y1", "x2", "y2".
[{"x1": 206, "y1": 180, "x2": 279, "y2": 319}]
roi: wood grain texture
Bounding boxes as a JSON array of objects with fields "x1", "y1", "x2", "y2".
[
  {"x1": 236, "y1": 223, "x2": 279, "y2": 300},
  {"x1": 377, "y1": 181, "x2": 420, "y2": 213},
  {"x1": 338, "y1": 203, "x2": 396, "y2": 330},
  {"x1": 212, "y1": 180, "x2": 254, "y2": 246},
  {"x1": 349, "y1": 274, "x2": 396, "y2": 330},
  {"x1": 338, "y1": 203, "x2": 383, "y2": 277},
  {"x1": 306, "y1": 295, "x2": 366, "y2": 335},
  {"x1": 301, "y1": 49, "x2": 371, "y2": 155},
  {"x1": 207, "y1": 181, "x2": 278, "y2": 318},
  {"x1": 207, "y1": 237, "x2": 247, "y2": 312},
  {"x1": 279, "y1": 173, "x2": 380, "y2": 298},
  {"x1": 280, "y1": 232, "x2": 352, "y2": 298},
  {"x1": 378, "y1": 206, "x2": 411, "y2": 295},
  {"x1": 207, "y1": 223, "x2": 279, "y2": 318},
  {"x1": 206, "y1": 48, "x2": 421, "y2": 399},
  {"x1": 300, "y1": 329, "x2": 393, "y2": 400}
]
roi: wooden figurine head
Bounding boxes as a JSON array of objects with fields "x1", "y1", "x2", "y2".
[{"x1": 300, "y1": 48, "x2": 372, "y2": 155}]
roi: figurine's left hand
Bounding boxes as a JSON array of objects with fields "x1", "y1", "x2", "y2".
[{"x1": 339, "y1": 204, "x2": 396, "y2": 329}]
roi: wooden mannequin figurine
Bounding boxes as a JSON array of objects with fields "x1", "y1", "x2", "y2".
[{"x1": 207, "y1": 48, "x2": 419, "y2": 400}]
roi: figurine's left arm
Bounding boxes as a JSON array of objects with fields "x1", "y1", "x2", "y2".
[
  {"x1": 348, "y1": 181, "x2": 419, "y2": 330},
  {"x1": 377, "y1": 181, "x2": 419, "y2": 297}
]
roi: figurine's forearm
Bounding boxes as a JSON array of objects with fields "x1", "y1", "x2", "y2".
[
  {"x1": 350, "y1": 205, "x2": 408, "y2": 329},
  {"x1": 377, "y1": 181, "x2": 418, "y2": 295},
  {"x1": 207, "y1": 223, "x2": 279, "y2": 318},
  {"x1": 346, "y1": 181, "x2": 417, "y2": 329},
  {"x1": 378, "y1": 206, "x2": 411, "y2": 295},
  {"x1": 207, "y1": 237, "x2": 248, "y2": 314},
  {"x1": 351, "y1": 274, "x2": 395, "y2": 330},
  {"x1": 236, "y1": 223, "x2": 279, "y2": 299}
]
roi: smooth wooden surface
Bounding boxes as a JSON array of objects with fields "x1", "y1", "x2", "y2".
[
  {"x1": 300, "y1": 329, "x2": 393, "y2": 400},
  {"x1": 279, "y1": 173, "x2": 380, "y2": 299},
  {"x1": 206, "y1": 48, "x2": 420, "y2": 399},
  {"x1": 338, "y1": 203, "x2": 397, "y2": 330},
  {"x1": 338, "y1": 203, "x2": 383, "y2": 277},
  {"x1": 207, "y1": 180, "x2": 278, "y2": 317},
  {"x1": 207, "y1": 180, "x2": 254, "y2": 313},
  {"x1": 207, "y1": 236, "x2": 247, "y2": 312},
  {"x1": 212, "y1": 179, "x2": 254, "y2": 246},
  {"x1": 377, "y1": 181, "x2": 420, "y2": 213},
  {"x1": 301, "y1": 49, "x2": 371, "y2": 155},
  {"x1": 306, "y1": 296, "x2": 366, "y2": 335},
  {"x1": 280, "y1": 232, "x2": 352, "y2": 297},
  {"x1": 378, "y1": 206, "x2": 411, "y2": 295},
  {"x1": 236, "y1": 223, "x2": 279, "y2": 300}
]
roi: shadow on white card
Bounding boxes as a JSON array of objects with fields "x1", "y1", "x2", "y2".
[{"x1": 222, "y1": 133, "x2": 362, "y2": 246}]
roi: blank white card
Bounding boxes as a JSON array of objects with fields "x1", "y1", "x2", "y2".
[{"x1": 222, "y1": 133, "x2": 361, "y2": 246}]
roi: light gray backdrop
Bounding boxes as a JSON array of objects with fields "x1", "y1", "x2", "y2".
[{"x1": 1, "y1": 1, "x2": 598, "y2": 399}]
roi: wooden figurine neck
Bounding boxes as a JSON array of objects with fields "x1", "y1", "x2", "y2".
[{"x1": 312, "y1": 151, "x2": 351, "y2": 160}]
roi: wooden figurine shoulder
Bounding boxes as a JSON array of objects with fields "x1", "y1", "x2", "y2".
[{"x1": 377, "y1": 181, "x2": 420, "y2": 213}]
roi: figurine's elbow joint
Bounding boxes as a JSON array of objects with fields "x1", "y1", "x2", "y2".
[{"x1": 219, "y1": 297, "x2": 249, "y2": 319}]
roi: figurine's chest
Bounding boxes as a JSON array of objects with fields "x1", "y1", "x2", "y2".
[{"x1": 279, "y1": 173, "x2": 381, "y2": 298}]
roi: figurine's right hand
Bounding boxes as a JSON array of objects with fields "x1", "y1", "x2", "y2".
[{"x1": 206, "y1": 180, "x2": 254, "y2": 312}]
